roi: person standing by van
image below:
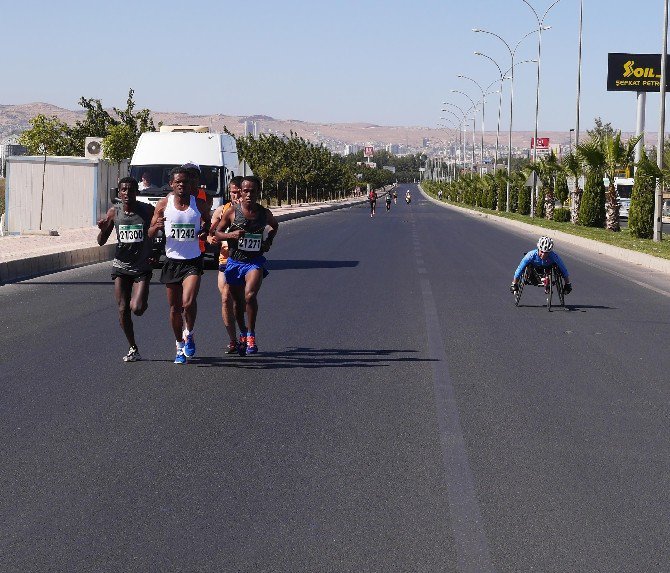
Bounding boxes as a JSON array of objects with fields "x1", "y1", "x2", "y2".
[
  {"x1": 149, "y1": 167, "x2": 212, "y2": 364},
  {"x1": 96, "y1": 177, "x2": 154, "y2": 362}
]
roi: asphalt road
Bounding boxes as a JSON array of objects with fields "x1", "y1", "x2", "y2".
[{"x1": 1, "y1": 185, "x2": 669, "y2": 572}]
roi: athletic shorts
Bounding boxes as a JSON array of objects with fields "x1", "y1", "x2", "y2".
[
  {"x1": 111, "y1": 268, "x2": 152, "y2": 283},
  {"x1": 160, "y1": 256, "x2": 203, "y2": 284},
  {"x1": 224, "y1": 256, "x2": 269, "y2": 286}
]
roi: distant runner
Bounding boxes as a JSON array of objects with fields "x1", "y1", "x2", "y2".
[
  {"x1": 385, "y1": 192, "x2": 392, "y2": 211},
  {"x1": 97, "y1": 177, "x2": 155, "y2": 362},
  {"x1": 369, "y1": 188, "x2": 377, "y2": 217}
]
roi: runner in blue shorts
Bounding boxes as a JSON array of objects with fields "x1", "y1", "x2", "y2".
[{"x1": 215, "y1": 176, "x2": 278, "y2": 355}]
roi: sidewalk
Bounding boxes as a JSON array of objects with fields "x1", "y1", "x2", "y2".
[{"x1": 0, "y1": 197, "x2": 366, "y2": 284}]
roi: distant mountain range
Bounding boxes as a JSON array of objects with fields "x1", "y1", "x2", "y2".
[{"x1": 0, "y1": 102, "x2": 644, "y2": 151}]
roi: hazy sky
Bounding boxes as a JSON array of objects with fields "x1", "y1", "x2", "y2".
[{"x1": 2, "y1": 0, "x2": 668, "y2": 134}]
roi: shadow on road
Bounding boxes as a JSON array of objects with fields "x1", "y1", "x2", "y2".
[
  {"x1": 266, "y1": 259, "x2": 359, "y2": 270},
  {"x1": 192, "y1": 347, "x2": 433, "y2": 370}
]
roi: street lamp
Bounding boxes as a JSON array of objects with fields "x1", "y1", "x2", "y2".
[
  {"x1": 441, "y1": 112, "x2": 467, "y2": 175},
  {"x1": 521, "y1": 0, "x2": 562, "y2": 217},
  {"x1": 442, "y1": 102, "x2": 471, "y2": 172},
  {"x1": 569, "y1": 128, "x2": 575, "y2": 154},
  {"x1": 457, "y1": 75, "x2": 499, "y2": 175},
  {"x1": 655, "y1": 0, "x2": 669, "y2": 242},
  {"x1": 473, "y1": 27, "x2": 537, "y2": 211},
  {"x1": 474, "y1": 52, "x2": 505, "y2": 176},
  {"x1": 451, "y1": 90, "x2": 479, "y2": 172}
]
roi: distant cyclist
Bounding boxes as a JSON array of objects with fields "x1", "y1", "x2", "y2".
[
  {"x1": 393, "y1": 190, "x2": 398, "y2": 204},
  {"x1": 510, "y1": 236, "x2": 572, "y2": 295},
  {"x1": 385, "y1": 192, "x2": 392, "y2": 211},
  {"x1": 405, "y1": 190, "x2": 411, "y2": 204}
]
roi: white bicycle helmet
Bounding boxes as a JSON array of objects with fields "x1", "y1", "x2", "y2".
[{"x1": 537, "y1": 236, "x2": 554, "y2": 252}]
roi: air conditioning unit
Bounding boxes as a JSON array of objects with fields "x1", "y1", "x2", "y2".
[{"x1": 85, "y1": 137, "x2": 104, "y2": 159}]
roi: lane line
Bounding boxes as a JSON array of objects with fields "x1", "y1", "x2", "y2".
[{"x1": 412, "y1": 213, "x2": 495, "y2": 572}]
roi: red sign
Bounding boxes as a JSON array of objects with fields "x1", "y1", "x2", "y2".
[
  {"x1": 364, "y1": 146, "x2": 374, "y2": 157},
  {"x1": 531, "y1": 137, "x2": 550, "y2": 149}
]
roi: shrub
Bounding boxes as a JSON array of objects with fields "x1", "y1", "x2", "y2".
[
  {"x1": 553, "y1": 208, "x2": 570, "y2": 222},
  {"x1": 578, "y1": 171, "x2": 606, "y2": 227}
]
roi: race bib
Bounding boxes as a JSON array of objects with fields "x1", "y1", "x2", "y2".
[
  {"x1": 169, "y1": 223, "x2": 196, "y2": 241},
  {"x1": 118, "y1": 224, "x2": 144, "y2": 243},
  {"x1": 238, "y1": 233, "x2": 262, "y2": 252}
]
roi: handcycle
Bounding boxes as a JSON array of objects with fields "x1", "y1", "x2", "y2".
[{"x1": 514, "y1": 264, "x2": 565, "y2": 311}]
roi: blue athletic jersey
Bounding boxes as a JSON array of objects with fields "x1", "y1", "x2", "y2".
[{"x1": 514, "y1": 249, "x2": 569, "y2": 280}]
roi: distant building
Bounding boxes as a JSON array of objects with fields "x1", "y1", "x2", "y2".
[
  {"x1": 344, "y1": 144, "x2": 361, "y2": 156},
  {"x1": 1, "y1": 142, "x2": 27, "y2": 177},
  {"x1": 386, "y1": 144, "x2": 400, "y2": 154},
  {"x1": 422, "y1": 137, "x2": 429, "y2": 148}
]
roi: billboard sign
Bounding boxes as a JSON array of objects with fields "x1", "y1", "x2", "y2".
[
  {"x1": 607, "y1": 53, "x2": 670, "y2": 92},
  {"x1": 531, "y1": 137, "x2": 550, "y2": 150},
  {"x1": 364, "y1": 146, "x2": 374, "y2": 157}
]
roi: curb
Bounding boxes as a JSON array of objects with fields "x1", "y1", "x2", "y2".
[
  {"x1": 418, "y1": 185, "x2": 670, "y2": 276},
  {"x1": 0, "y1": 198, "x2": 367, "y2": 284}
]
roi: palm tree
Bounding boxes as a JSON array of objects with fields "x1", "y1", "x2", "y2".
[
  {"x1": 600, "y1": 131, "x2": 641, "y2": 231},
  {"x1": 529, "y1": 151, "x2": 561, "y2": 220},
  {"x1": 576, "y1": 140, "x2": 606, "y2": 227},
  {"x1": 561, "y1": 152, "x2": 583, "y2": 224}
]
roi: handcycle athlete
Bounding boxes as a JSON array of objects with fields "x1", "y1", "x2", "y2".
[{"x1": 510, "y1": 236, "x2": 572, "y2": 309}]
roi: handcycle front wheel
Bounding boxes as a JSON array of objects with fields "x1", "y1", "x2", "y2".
[
  {"x1": 552, "y1": 265, "x2": 565, "y2": 308},
  {"x1": 514, "y1": 268, "x2": 529, "y2": 306}
]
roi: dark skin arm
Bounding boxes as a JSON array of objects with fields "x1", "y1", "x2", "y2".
[
  {"x1": 96, "y1": 207, "x2": 116, "y2": 246},
  {"x1": 196, "y1": 197, "x2": 212, "y2": 240},
  {"x1": 215, "y1": 207, "x2": 245, "y2": 242},
  {"x1": 148, "y1": 197, "x2": 169, "y2": 238},
  {"x1": 262, "y1": 210, "x2": 279, "y2": 253}
]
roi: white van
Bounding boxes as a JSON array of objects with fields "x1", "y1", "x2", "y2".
[
  {"x1": 129, "y1": 127, "x2": 245, "y2": 210},
  {"x1": 126, "y1": 126, "x2": 247, "y2": 265}
]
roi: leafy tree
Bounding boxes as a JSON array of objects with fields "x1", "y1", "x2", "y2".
[
  {"x1": 19, "y1": 89, "x2": 156, "y2": 159},
  {"x1": 18, "y1": 114, "x2": 77, "y2": 155},
  {"x1": 103, "y1": 124, "x2": 136, "y2": 163},
  {"x1": 586, "y1": 117, "x2": 615, "y2": 141}
]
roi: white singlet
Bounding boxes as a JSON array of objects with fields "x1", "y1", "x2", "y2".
[{"x1": 164, "y1": 194, "x2": 201, "y2": 260}]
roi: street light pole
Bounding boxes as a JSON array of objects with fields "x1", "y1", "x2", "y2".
[
  {"x1": 655, "y1": 0, "x2": 669, "y2": 242},
  {"x1": 451, "y1": 90, "x2": 480, "y2": 172},
  {"x1": 473, "y1": 28, "x2": 537, "y2": 212},
  {"x1": 475, "y1": 52, "x2": 505, "y2": 176},
  {"x1": 522, "y1": 0, "x2": 561, "y2": 217},
  {"x1": 443, "y1": 102, "x2": 472, "y2": 172},
  {"x1": 458, "y1": 75, "x2": 498, "y2": 176}
]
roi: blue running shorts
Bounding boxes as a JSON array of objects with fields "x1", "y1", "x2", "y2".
[{"x1": 224, "y1": 256, "x2": 269, "y2": 286}]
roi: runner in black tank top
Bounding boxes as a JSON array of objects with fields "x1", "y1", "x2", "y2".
[
  {"x1": 97, "y1": 177, "x2": 155, "y2": 362},
  {"x1": 215, "y1": 176, "x2": 279, "y2": 356}
]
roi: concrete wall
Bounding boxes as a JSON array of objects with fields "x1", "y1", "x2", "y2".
[{"x1": 5, "y1": 157, "x2": 128, "y2": 233}]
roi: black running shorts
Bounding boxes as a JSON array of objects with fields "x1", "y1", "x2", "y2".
[{"x1": 160, "y1": 256, "x2": 204, "y2": 284}]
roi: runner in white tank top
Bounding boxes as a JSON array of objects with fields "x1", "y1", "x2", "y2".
[
  {"x1": 149, "y1": 167, "x2": 212, "y2": 364},
  {"x1": 164, "y1": 194, "x2": 201, "y2": 260}
]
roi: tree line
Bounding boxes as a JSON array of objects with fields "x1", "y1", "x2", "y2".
[
  {"x1": 18, "y1": 90, "x2": 156, "y2": 162},
  {"x1": 423, "y1": 118, "x2": 665, "y2": 239}
]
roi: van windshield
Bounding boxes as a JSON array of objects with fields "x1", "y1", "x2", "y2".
[{"x1": 130, "y1": 165, "x2": 222, "y2": 196}]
